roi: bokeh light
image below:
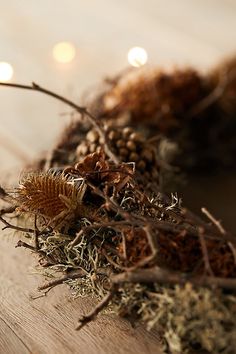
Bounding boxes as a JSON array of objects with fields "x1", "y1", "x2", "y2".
[
  {"x1": 0, "y1": 62, "x2": 14, "y2": 81},
  {"x1": 127, "y1": 47, "x2": 148, "y2": 67},
  {"x1": 52, "y1": 42, "x2": 76, "y2": 63}
]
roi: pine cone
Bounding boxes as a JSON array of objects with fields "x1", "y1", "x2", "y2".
[{"x1": 76, "y1": 126, "x2": 159, "y2": 183}]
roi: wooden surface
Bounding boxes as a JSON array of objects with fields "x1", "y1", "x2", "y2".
[
  {"x1": 0, "y1": 232, "x2": 162, "y2": 354},
  {"x1": 1, "y1": 1, "x2": 236, "y2": 353}
]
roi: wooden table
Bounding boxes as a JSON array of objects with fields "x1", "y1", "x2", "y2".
[{"x1": 0, "y1": 229, "x2": 162, "y2": 354}]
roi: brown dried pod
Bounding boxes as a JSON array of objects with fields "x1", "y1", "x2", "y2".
[
  {"x1": 65, "y1": 150, "x2": 135, "y2": 193},
  {"x1": 16, "y1": 172, "x2": 88, "y2": 229},
  {"x1": 75, "y1": 126, "x2": 159, "y2": 185}
]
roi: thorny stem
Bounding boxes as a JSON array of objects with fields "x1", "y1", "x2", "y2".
[{"x1": 0, "y1": 81, "x2": 119, "y2": 164}]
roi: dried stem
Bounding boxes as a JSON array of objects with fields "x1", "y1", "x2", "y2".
[
  {"x1": 101, "y1": 250, "x2": 128, "y2": 271},
  {"x1": 202, "y1": 206, "x2": 236, "y2": 264},
  {"x1": 34, "y1": 215, "x2": 39, "y2": 250},
  {"x1": 76, "y1": 287, "x2": 115, "y2": 330},
  {"x1": 0, "y1": 215, "x2": 35, "y2": 233},
  {"x1": 0, "y1": 206, "x2": 16, "y2": 216},
  {"x1": 16, "y1": 240, "x2": 36, "y2": 251},
  {"x1": 201, "y1": 207, "x2": 226, "y2": 235},
  {"x1": 112, "y1": 266, "x2": 236, "y2": 290},
  {"x1": 38, "y1": 269, "x2": 87, "y2": 291},
  {"x1": 198, "y1": 227, "x2": 214, "y2": 276}
]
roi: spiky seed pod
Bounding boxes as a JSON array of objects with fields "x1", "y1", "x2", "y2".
[
  {"x1": 16, "y1": 172, "x2": 88, "y2": 228},
  {"x1": 76, "y1": 126, "x2": 159, "y2": 183}
]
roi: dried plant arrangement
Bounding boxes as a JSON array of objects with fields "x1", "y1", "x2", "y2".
[{"x1": 1, "y1": 56, "x2": 236, "y2": 354}]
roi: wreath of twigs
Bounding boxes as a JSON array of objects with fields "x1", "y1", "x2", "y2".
[{"x1": 1, "y1": 64, "x2": 236, "y2": 353}]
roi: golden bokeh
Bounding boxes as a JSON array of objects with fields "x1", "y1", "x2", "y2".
[{"x1": 52, "y1": 42, "x2": 76, "y2": 63}]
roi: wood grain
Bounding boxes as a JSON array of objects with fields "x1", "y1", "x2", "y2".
[{"x1": 0, "y1": 233, "x2": 162, "y2": 354}]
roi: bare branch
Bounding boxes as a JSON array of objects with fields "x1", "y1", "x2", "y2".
[
  {"x1": 0, "y1": 205, "x2": 16, "y2": 216},
  {"x1": 16, "y1": 240, "x2": 36, "y2": 251},
  {"x1": 201, "y1": 207, "x2": 226, "y2": 235},
  {"x1": 202, "y1": 207, "x2": 236, "y2": 264},
  {"x1": 38, "y1": 269, "x2": 87, "y2": 291},
  {"x1": 76, "y1": 287, "x2": 115, "y2": 330},
  {"x1": 198, "y1": 227, "x2": 214, "y2": 276},
  {"x1": 112, "y1": 266, "x2": 236, "y2": 290},
  {"x1": 0, "y1": 81, "x2": 119, "y2": 164},
  {"x1": 0, "y1": 215, "x2": 35, "y2": 233}
]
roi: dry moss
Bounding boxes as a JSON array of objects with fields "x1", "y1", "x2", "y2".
[{"x1": 1, "y1": 58, "x2": 236, "y2": 354}]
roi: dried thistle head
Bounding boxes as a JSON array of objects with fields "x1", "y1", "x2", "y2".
[{"x1": 16, "y1": 172, "x2": 88, "y2": 229}]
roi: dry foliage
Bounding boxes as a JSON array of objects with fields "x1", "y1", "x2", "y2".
[{"x1": 1, "y1": 57, "x2": 236, "y2": 353}]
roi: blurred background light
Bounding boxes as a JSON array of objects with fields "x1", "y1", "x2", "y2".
[
  {"x1": 0, "y1": 62, "x2": 13, "y2": 82},
  {"x1": 52, "y1": 41, "x2": 76, "y2": 63},
  {"x1": 127, "y1": 47, "x2": 148, "y2": 67}
]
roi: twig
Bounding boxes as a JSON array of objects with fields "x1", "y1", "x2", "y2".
[
  {"x1": 0, "y1": 206, "x2": 16, "y2": 216},
  {"x1": 111, "y1": 266, "x2": 236, "y2": 290},
  {"x1": 68, "y1": 229, "x2": 84, "y2": 248},
  {"x1": 16, "y1": 240, "x2": 35, "y2": 251},
  {"x1": 30, "y1": 287, "x2": 53, "y2": 299},
  {"x1": 101, "y1": 250, "x2": 128, "y2": 271},
  {"x1": 34, "y1": 215, "x2": 39, "y2": 250},
  {"x1": 121, "y1": 231, "x2": 127, "y2": 260},
  {"x1": 198, "y1": 227, "x2": 214, "y2": 276},
  {"x1": 182, "y1": 207, "x2": 236, "y2": 245},
  {"x1": 76, "y1": 287, "x2": 115, "y2": 330},
  {"x1": 202, "y1": 206, "x2": 236, "y2": 264},
  {"x1": 126, "y1": 225, "x2": 158, "y2": 271},
  {"x1": 0, "y1": 186, "x2": 15, "y2": 204},
  {"x1": 38, "y1": 269, "x2": 87, "y2": 291},
  {"x1": 0, "y1": 186, "x2": 8, "y2": 199},
  {"x1": 0, "y1": 215, "x2": 35, "y2": 233},
  {"x1": 201, "y1": 207, "x2": 226, "y2": 235},
  {"x1": 68, "y1": 217, "x2": 143, "y2": 249},
  {"x1": 143, "y1": 225, "x2": 158, "y2": 260},
  {"x1": 0, "y1": 82, "x2": 119, "y2": 164},
  {"x1": 93, "y1": 238, "x2": 120, "y2": 258}
]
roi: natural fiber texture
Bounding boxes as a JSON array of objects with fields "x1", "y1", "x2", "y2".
[
  {"x1": 93, "y1": 68, "x2": 208, "y2": 131},
  {"x1": 1, "y1": 57, "x2": 236, "y2": 354},
  {"x1": 16, "y1": 172, "x2": 88, "y2": 228}
]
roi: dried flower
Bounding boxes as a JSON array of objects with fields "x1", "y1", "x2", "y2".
[{"x1": 16, "y1": 172, "x2": 88, "y2": 229}]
